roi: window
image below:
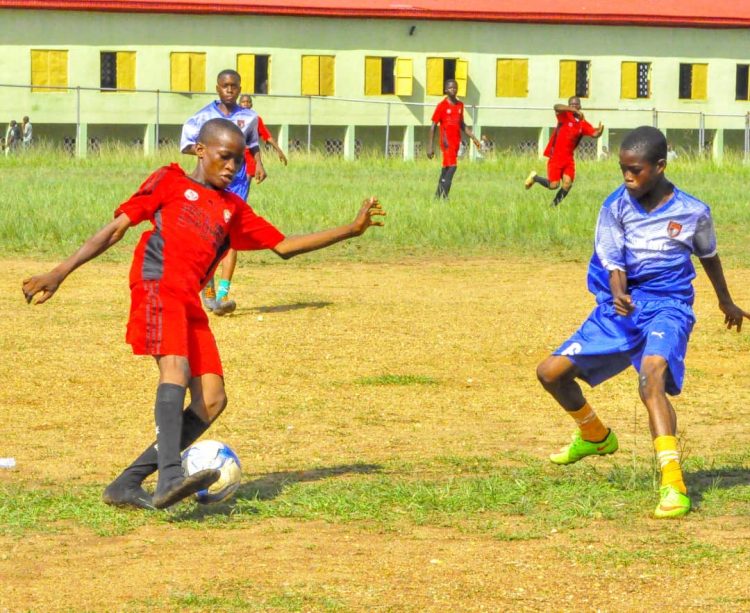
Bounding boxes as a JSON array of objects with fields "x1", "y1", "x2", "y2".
[
  {"x1": 100, "y1": 52, "x2": 135, "y2": 91},
  {"x1": 678, "y1": 63, "x2": 707, "y2": 100},
  {"x1": 736, "y1": 64, "x2": 749, "y2": 101},
  {"x1": 496, "y1": 59, "x2": 528, "y2": 97},
  {"x1": 364, "y1": 57, "x2": 413, "y2": 96},
  {"x1": 621, "y1": 61, "x2": 651, "y2": 99},
  {"x1": 301, "y1": 55, "x2": 335, "y2": 96},
  {"x1": 426, "y1": 57, "x2": 468, "y2": 96},
  {"x1": 237, "y1": 54, "x2": 270, "y2": 94},
  {"x1": 170, "y1": 52, "x2": 206, "y2": 92},
  {"x1": 559, "y1": 60, "x2": 590, "y2": 98},
  {"x1": 30, "y1": 50, "x2": 68, "y2": 92}
]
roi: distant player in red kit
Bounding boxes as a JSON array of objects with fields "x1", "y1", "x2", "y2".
[
  {"x1": 427, "y1": 79, "x2": 481, "y2": 199},
  {"x1": 525, "y1": 96, "x2": 604, "y2": 206}
]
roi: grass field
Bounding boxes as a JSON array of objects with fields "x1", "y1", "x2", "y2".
[{"x1": 2, "y1": 150, "x2": 750, "y2": 611}]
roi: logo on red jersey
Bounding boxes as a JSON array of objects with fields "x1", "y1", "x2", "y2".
[
  {"x1": 667, "y1": 221, "x2": 683, "y2": 238},
  {"x1": 223, "y1": 209, "x2": 231, "y2": 223},
  {"x1": 184, "y1": 189, "x2": 199, "y2": 202},
  {"x1": 237, "y1": 120, "x2": 245, "y2": 128}
]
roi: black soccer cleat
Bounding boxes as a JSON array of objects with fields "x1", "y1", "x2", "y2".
[
  {"x1": 102, "y1": 482, "x2": 155, "y2": 511},
  {"x1": 152, "y1": 469, "x2": 221, "y2": 509}
]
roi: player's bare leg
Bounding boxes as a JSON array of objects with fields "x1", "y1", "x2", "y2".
[
  {"x1": 214, "y1": 249, "x2": 238, "y2": 316},
  {"x1": 638, "y1": 355, "x2": 690, "y2": 517},
  {"x1": 537, "y1": 355, "x2": 618, "y2": 464}
]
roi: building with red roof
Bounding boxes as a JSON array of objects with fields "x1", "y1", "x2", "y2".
[{"x1": 1, "y1": 0, "x2": 749, "y2": 156}]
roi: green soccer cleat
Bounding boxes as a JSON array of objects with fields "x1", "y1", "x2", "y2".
[
  {"x1": 654, "y1": 485, "x2": 691, "y2": 519},
  {"x1": 549, "y1": 429, "x2": 619, "y2": 465}
]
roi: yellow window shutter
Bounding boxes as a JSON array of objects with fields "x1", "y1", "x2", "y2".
[
  {"x1": 189, "y1": 53, "x2": 206, "y2": 92},
  {"x1": 692, "y1": 63, "x2": 707, "y2": 99},
  {"x1": 512, "y1": 59, "x2": 528, "y2": 97},
  {"x1": 426, "y1": 57, "x2": 443, "y2": 96},
  {"x1": 621, "y1": 61, "x2": 637, "y2": 99},
  {"x1": 364, "y1": 56, "x2": 382, "y2": 96},
  {"x1": 395, "y1": 57, "x2": 413, "y2": 96},
  {"x1": 301, "y1": 55, "x2": 319, "y2": 95},
  {"x1": 559, "y1": 60, "x2": 576, "y2": 98},
  {"x1": 319, "y1": 55, "x2": 335, "y2": 96},
  {"x1": 31, "y1": 50, "x2": 50, "y2": 91},
  {"x1": 48, "y1": 50, "x2": 68, "y2": 89},
  {"x1": 455, "y1": 58, "x2": 468, "y2": 97},
  {"x1": 496, "y1": 59, "x2": 510, "y2": 97},
  {"x1": 170, "y1": 53, "x2": 190, "y2": 91},
  {"x1": 116, "y1": 52, "x2": 135, "y2": 90},
  {"x1": 237, "y1": 54, "x2": 255, "y2": 93}
]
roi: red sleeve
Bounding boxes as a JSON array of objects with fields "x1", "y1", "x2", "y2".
[
  {"x1": 257, "y1": 117, "x2": 272, "y2": 142},
  {"x1": 114, "y1": 165, "x2": 175, "y2": 225},
  {"x1": 229, "y1": 201, "x2": 285, "y2": 251},
  {"x1": 581, "y1": 120, "x2": 597, "y2": 137},
  {"x1": 431, "y1": 100, "x2": 444, "y2": 124}
]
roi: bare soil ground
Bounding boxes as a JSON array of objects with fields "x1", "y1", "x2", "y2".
[{"x1": 2, "y1": 256, "x2": 750, "y2": 612}]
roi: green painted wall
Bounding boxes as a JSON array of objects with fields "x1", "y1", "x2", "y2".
[{"x1": 1, "y1": 9, "x2": 750, "y2": 145}]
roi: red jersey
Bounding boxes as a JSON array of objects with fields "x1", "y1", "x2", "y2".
[
  {"x1": 115, "y1": 164, "x2": 284, "y2": 297},
  {"x1": 544, "y1": 111, "x2": 596, "y2": 159},
  {"x1": 245, "y1": 116, "x2": 272, "y2": 177},
  {"x1": 431, "y1": 98, "x2": 465, "y2": 147}
]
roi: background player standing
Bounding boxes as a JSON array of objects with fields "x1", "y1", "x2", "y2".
[
  {"x1": 181, "y1": 69, "x2": 263, "y2": 316},
  {"x1": 426, "y1": 79, "x2": 481, "y2": 199},
  {"x1": 535, "y1": 126, "x2": 749, "y2": 518},
  {"x1": 22, "y1": 118, "x2": 386, "y2": 510},
  {"x1": 525, "y1": 96, "x2": 603, "y2": 206}
]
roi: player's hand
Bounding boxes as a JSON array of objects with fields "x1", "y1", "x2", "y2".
[
  {"x1": 719, "y1": 301, "x2": 750, "y2": 332},
  {"x1": 22, "y1": 271, "x2": 63, "y2": 305},
  {"x1": 613, "y1": 293, "x2": 635, "y2": 316},
  {"x1": 426, "y1": 150, "x2": 434, "y2": 160},
  {"x1": 255, "y1": 164, "x2": 267, "y2": 184},
  {"x1": 351, "y1": 197, "x2": 386, "y2": 236},
  {"x1": 278, "y1": 151, "x2": 288, "y2": 166}
]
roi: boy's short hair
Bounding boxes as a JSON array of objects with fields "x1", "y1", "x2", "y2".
[
  {"x1": 239, "y1": 94, "x2": 252, "y2": 103},
  {"x1": 621, "y1": 126, "x2": 667, "y2": 164},
  {"x1": 444, "y1": 78, "x2": 458, "y2": 88},
  {"x1": 197, "y1": 117, "x2": 243, "y2": 144},
  {"x1": 217, "y1": 69, "x2": 241, "y2": 83}
]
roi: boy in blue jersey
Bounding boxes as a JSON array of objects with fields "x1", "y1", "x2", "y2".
[
  {"x1": 536, "y1": 126, "x2": 749, "y2": 519},
  {"x1": 180, "y1": 69, "x2": 265, "y2": 316}
]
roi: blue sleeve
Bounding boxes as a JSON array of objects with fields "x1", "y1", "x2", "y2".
[
  {"x1": 693, "y1": 213, "x2": 718, "y2": 258},
  {"x1": 594, "y1": 203, "x2": 626, "y2": 272},
  {"x1": 180, "y1": 113, "x2": 202, "y2": 152},
  {"x1": 246, "y1": 115, "x2": 260, "y2": 150}
]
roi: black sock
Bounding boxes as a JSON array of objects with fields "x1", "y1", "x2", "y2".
[
  {"x1": 533, "y1": 175, "x2": 551, "y2": 188},
  {"x1": 111, "y1": 408, "x2": 211, "y2": 487},
  {"x1": 438, "y1": 166, "x2": 457, "y2": 198},
  {"x1": 552, "y1": 188, "x2": 570, "y2": 206},
  {"x1": 435, "y1": 167, "x2": 448, "y2": 198},
  {"x1": 154, "y1": 383, "x2": 188, "y2": 484}
]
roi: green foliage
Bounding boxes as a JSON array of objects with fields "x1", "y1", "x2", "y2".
[
  {"x1": 4, "y1": 146, "x2": 750, "y2": 264},
  {"x1": 354, "y1": 374, "x2": 438, "y2": 386}
]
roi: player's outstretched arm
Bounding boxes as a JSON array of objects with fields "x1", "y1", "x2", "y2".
[
  {"x1": 426, "y1": 123, "x2": 437, "y2": 159},
  {"x1": 594, "y1": 123, "x2": 605, "y2": 138},
  {"x1": 267, "y1": 138, "x2": 288, "y2": 166},
  {"x1": 700, "y1": 255, "x2": 750, "y2": 331},
  {"x1": 272, "y1": 197, "x2": 385, "y2": 260},
  {"x1": 22, "y1": 214, "x2": 132, "y2": 305}
]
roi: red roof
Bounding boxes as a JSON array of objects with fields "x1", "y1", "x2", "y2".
[{"x1": 2, "y1": 0, "x2": 750, "y2": 28}]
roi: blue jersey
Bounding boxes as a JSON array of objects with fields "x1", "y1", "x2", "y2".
[
  {"x1": 180, "y1": 101, "x2": 260, "y2": 200},
  {"x1": 587, "y1": 185, "x2": 717, "y2": 305}
]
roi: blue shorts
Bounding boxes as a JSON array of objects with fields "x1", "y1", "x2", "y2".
[
  {"x1": 227, "y1": 175, "x2": 250, "y2": 202},
  {"x1": 553, "y1": 299, "x2": 695, "y2": 396}
]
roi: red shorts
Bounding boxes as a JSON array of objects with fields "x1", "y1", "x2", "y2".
[
  {"x1": 126, "y1": 281, "x2": 223, "y2": 377},
  {"x1": 440, "y1": 143, "x2": 459, "y2": 167},
  {"x1": 547, "y1": 156, "x2": 576, "y2": 182}
]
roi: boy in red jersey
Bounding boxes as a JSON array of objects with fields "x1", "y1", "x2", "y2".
[
  {"x1": 239, "y1": 94, "x2": 288, "y2": 178},
  {"x1": 22, "y1": 118, "x2": 385, "y2": 510},
  {"x1": 427, "y1": 79, "x2": 481, "y2": 199},
  {"x1": 525, "y1": 96, "x2": 604, "y2": 206}
]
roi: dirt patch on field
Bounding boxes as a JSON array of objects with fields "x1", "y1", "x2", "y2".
[{"x1": 2, "y1": 257, "x2": 750, "y2": 611}]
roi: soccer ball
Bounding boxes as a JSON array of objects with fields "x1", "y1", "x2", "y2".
[{"x1": 181, "y1": 440, "x2": 242, "y2": 504}]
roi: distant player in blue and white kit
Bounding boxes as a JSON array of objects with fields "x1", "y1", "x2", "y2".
[
  {"x1": 180, "y1": 69, "x2": 266, "y2": 315},
  {"x1": 536, "y1": 126, "x2": 749, "y2": 519}
]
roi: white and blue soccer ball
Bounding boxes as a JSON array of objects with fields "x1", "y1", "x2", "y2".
[{"x1": 181, "y1": 440, "x2": 242, "y2": 504}]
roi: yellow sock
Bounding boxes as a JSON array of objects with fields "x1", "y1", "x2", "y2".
[
  {"x1": 654, "y1": 435, "x2": 687, "y2": 494},
  {"x1": 568, "y1": 403, "x2": 609, "y2": 442}
]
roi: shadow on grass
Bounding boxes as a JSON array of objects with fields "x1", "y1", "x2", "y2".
[
  {"x1": 234, "y1": 301, "x2": 332, "y2": 316},
  {"x1": 686, "y1": 468, "x2": 750, "y2": 507}
]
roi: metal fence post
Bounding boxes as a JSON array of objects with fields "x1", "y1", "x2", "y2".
[
  {"x1": 698, "y1": 112, "x2": 705, "y2": 153},
  {"x1": 76, "y1": 85, "x2": 81, "y2": 148},
  {"x1": 745, "y1": 112, "x2": 749, "y2": 162},
  {"x1": 307, "y1": 96, "x2": 312, "y2": 154},
  {"x1": 155, "y1": 89, "x2": 160, "y2": 152},
  {"x1": 652, "y1": 108, "x2": 658, "y2": 128},
  {"x1": 384, "y1": 103, "x2": 391, "y2": 158},
  {"x1": 471, "y1": 104, "x2": 478, "y2": 161}
]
